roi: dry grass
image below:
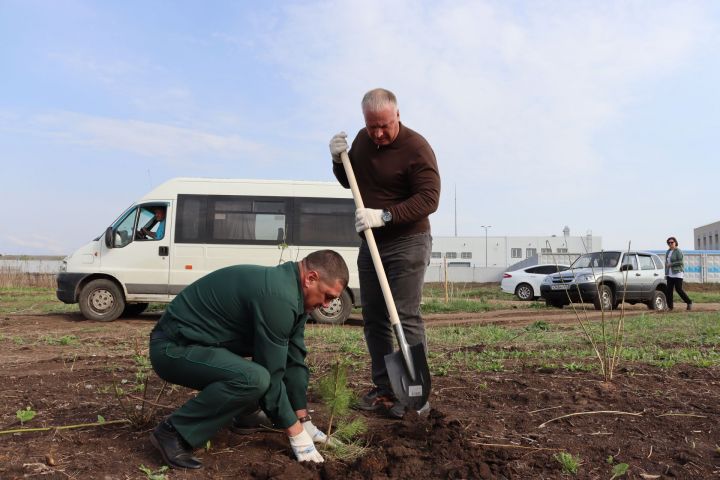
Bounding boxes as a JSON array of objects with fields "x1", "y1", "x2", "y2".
[
  {"x1": 0, "y1": 257, "x2": 61, "y2": 288},
  {"x1": 0, "y1": 270, "x2": 56, "y2": 288}
]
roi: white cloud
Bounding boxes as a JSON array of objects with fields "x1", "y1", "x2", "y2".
[
  {"x1": 239, "y1": 0, "x2": 716, "y2": 246},
  {"x1": 1, "y1": 233, "x2": 67, "y2": 255},
  {"x1": 30, "y1": 112, "x2": 270, "y2": 163},
  {"x1": 252, "y1": 0, "x2": 711, "y2": 183}
]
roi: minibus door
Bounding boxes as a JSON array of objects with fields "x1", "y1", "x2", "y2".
[{"x1": 100, "y1": 203, "x2": 172, "y2": 300}]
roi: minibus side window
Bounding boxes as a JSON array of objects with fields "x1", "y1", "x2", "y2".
[
  {"x1": 212, "y1": 198, "x2": 286, "y2": 242},
  {"x1": 176, "y1": 195, "x2": 205, "y2": 243},
  {"x1": 294, "y1": 198, "x2": 359, "y2": 246}
]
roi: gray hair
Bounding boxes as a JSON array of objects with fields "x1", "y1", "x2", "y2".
[{"x1": 361, "y1": 88, "x2": 398, "y2": 113}]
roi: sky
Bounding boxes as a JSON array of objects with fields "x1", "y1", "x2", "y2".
[{"x1": 2, "y1": 0, "x2": 719, "y2": 256}]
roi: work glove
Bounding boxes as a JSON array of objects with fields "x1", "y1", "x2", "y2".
[
  {"x1": 355, "y1": 208, "x2": 385, "y2": 233},
  {"x1": 302, "y1": 420, "x2": 343, "y2": 448},
  {"x1": 329, "y1": 132, "x2": 348, "y2": 163},
  {"x1": 288, "y1": 429, "x2": 324, "y2": 463}
]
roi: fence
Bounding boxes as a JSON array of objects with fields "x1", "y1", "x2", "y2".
[
  {"x1": 426, "y1": 251, "x2": 720, "y2": 284},
  {"x1": 0, "y1": 256, "x2": 64, "y2": 288},
  {"x1": 655, "y1": 251, "x2": 720, "y2": 283}
]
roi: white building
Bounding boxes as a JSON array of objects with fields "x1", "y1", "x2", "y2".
[
  {"x1": 694, "y1": 220, "x2": 720, "y2": 250},
  {"x1": 430, "y1": 227, "x2": 601, "y2": 269},
  {"x1": 425, "y1": 228, "x2": 602, "y2": 283}
]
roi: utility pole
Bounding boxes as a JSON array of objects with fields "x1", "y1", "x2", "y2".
[
  {"x1": 454, "y1": 184, "x2": 457, "y2": 237},
  {"x1": 481, "y1": 225, "x2": 492, "y2": 267}
]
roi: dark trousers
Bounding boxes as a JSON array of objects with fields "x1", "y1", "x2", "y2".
[
  {"x1": 666, "y1": 276, "x2": 692, "y2": 310},
  {"x1": 149, "y1": 338, "x2": 270, "y2": 448},
  {"x1": 358, "y1": 232, "x2": 431, "y2": 395}
]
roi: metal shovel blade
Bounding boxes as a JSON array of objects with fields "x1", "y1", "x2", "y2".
[{"x1": 385, "y1": 342, "x2": 431, "y2": 411}]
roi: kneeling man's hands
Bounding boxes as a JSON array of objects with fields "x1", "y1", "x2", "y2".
[
  {"x1": 303, "y1": 420, "x2": 343, "y2": 448},
  {"x1": 288, "y1": 429, "x2": 324, "y2": 463}
]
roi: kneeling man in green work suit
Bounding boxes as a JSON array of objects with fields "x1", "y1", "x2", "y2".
[{"x1": 148, "y1": 249, "x2": 349, "y2": 469}]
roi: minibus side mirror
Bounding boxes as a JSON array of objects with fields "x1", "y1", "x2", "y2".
[{"x1": 104, "y1": 227, "x2": 114, "y2": 248}]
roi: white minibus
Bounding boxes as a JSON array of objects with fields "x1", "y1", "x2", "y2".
[{"x1": 57, "y1": 177, "x2": 360, "y2": 324}]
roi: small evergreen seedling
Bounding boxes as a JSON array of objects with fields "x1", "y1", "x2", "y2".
[
  {"x1": 317, "y1": 359, "x2": 367, "y2": 459},
  {"x1": 554, "y1": 451, "x2": 581, "y2": 475}
]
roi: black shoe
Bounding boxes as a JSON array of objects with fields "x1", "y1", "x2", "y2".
[
  {"x1": 356, "y1": 387, "x2": 395, "y2": 411},
  {"x1": 687, "y1": 302, "x2": 693, "y2": 311},
  {"x1": 150, "y1": 419, "x2": 202, "y2": 469},
  {"x1": 230, "y1": 409, "x2": 274, "y2": 434},
  {"x1": 387, "y1": 400, "x2": 431, "y2": 419}
]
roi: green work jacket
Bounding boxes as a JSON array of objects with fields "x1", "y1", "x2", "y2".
[{"x1": 157, "y1": 262, "x2": 309, "y2": 428}]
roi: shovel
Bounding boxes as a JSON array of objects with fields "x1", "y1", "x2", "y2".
[{"x1": 339, "y1": 151, "x2": 431, "y2": 411}]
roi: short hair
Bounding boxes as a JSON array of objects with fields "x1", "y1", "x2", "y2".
[
  {"x1": 361, "y1": 88, "x2": 398, "y2": 113},
  {"x1": 305, "y1": 250, "x2": 349, "y2": 289},
  {"x1": 667, "y1": 236, "x2": 678, "y2": 246}
]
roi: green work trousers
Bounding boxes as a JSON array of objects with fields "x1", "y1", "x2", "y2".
[{"x1": 149, "y1": 338, "x2": 271, "y2": 448}]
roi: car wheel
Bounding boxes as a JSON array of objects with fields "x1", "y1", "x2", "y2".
[
  {"x1": 646, "y1": 290, "x2": 667, "y2": 311},
  {"x1": 310, "y1": 289, "x2": 352, "y2": 325},
  {"x1": 122, "y1": 302, "x2": 149, "y2": 317},
  {"x1": 593, "y1": 285, "x2": 613, "y2": 311},
  {"x1": 515, "y1": 283, "x2": 534, "y2": 301},
  {"x1": 79, "y1": 279, "x2": 125, "y2": 322}
]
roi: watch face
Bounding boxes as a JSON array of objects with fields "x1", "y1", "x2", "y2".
[{"x1": 382, "y1": 210, "x2": 392, "y2": 222}]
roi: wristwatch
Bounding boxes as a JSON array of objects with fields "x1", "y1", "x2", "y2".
[{"x1": 381, "y1": 209, "x2": 393, "y2": 224}]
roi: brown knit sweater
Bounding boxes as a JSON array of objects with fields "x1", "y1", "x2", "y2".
[{"x1": 333, "y1": 123, "x2": 441, "y2": 243}]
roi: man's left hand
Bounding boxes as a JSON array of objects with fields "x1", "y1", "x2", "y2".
[
  {"x1": 302, "y1": 420, "x2": 343, "y2": 448},
  {"x1": 355, "y1": 208, "x2": 385, "y2": 232}
]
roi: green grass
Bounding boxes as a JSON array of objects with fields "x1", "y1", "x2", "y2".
[
  {"x1": 422, "y1": 298, "x2": 494, "y2": 313},
  {"x1": 423, "y1": 311, "x2": 720, "y2": 374},
  {"x1": 0, "y1": 286, "x2": 78, "y2": 315},
  {"x1": 4, "y1": 282, "x2": 718, "y2": 316},
  {"x1": 0, "y1": 286, "x2": 165, "y2": 315},
  {"x1": 2, "y1": 285, "x2": 720, "y2": 374}
]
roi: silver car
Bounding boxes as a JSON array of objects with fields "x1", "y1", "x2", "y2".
[{"x1": 540, "y1": 251, "x2": 667, "y2": 311}]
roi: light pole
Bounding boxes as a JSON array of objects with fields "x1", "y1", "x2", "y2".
[{"x1": 481, "y1": 225, "x2": 492, "y2": 267}]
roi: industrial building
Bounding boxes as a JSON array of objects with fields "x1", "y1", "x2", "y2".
[
  {"x1": 426, "y1": 227, "x2": 602, "y2": 283},
  {"x1": 429, "y1": 227, "x2": 601, "y2": 268},
  {"x1": 694, "y1": 220, "x2": 720, "y2": 250}
]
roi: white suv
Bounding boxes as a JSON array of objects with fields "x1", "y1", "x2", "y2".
[{"x1": 540, "y1": 251, "x2": 667, "y2": 311}]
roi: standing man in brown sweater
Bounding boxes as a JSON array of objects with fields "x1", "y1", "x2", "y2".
[{"x1": 329, "y1": 88, "x2": 441, "y2": 418}]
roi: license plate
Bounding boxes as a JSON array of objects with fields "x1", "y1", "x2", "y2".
[{"x1": 551, "y1": 284, "x2": 570, "y2": 290}]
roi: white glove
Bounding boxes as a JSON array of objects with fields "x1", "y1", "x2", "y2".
[
  {"x1": 329, "y1": 132, "x2": 348, "y2": 163},
  {"x1": 303, "y1": 420, "x2": 343, "y2": 448},
  {"x1": 355, "y1": 208, "x2": 385, "y2": 232},
  {"x1": 289, "y1": 430, "x2": 324, "y2": 463}
]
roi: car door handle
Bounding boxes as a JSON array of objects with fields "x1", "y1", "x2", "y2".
[
  {"x1": 635, "y1": 273, "x2": 641, "y2": 276},
  {"x1": 159, "y1": 246, "x2": 169, "y2": 256}
]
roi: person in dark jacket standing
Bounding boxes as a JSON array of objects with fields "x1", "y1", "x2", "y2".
[
  {"x1": 148, "y1": 250, "x2": 348, "y2": 469},
  {"x1": 665, "y1": 236, "x2": 693, "y2": 311},
  {"x1": 329, "y1": 88, "x2": 440, "y2": 418}
]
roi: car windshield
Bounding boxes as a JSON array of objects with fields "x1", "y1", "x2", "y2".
[{"x1": 572, "y1": 252, "x2": 621, "y2": 269}]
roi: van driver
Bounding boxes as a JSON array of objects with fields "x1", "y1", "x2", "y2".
[{"x1": 137, "y1": 207, "x2": 166, "y2": 240}]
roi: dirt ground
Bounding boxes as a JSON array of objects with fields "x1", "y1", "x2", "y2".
[{"x1": 1, "y1": 307, "x2": 719, "y2": 479}]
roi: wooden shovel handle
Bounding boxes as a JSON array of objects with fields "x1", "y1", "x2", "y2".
[{"x1": 340, "y1": 151, "x2": 402, "y2": 328}]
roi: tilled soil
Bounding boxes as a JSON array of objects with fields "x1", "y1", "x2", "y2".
[{"x1": 1, "y1": 310, "x2": 719, "y2": 479}]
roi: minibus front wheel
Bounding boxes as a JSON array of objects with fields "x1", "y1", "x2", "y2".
[
  {"x1": 310, "y1": 289, "x2": 352, "y2": 325},
  {"x1": 79, "y1": 278, "x2": 125, "y2": 322}
]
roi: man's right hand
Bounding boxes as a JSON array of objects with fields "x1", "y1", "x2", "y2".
[
  {"x1": 288, "y1": 429, "x2": 324, "y2": 463},
  {"x1": 329, "y1": 132, "x2": 348, "y2": 163}
]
